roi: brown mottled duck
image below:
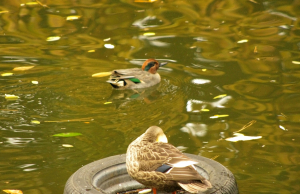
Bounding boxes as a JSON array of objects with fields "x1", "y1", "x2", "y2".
[{"x1": 126, "y1": 126, "x2": 212, "y2": 194}]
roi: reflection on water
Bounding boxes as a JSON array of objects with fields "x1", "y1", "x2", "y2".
[{"x1": 1, "y1": 0, "x2": 300, "y2": 193}]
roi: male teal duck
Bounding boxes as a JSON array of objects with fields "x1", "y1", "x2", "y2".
[
  {"x1": 126, "y1": 126, "x2": 212, "y2": 194},
  {"x1": 107, "y1": 59, "x2": 167, "y2": 89}
]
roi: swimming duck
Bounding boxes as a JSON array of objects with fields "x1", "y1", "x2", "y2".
[
  {"x1": 106, "y1": 59, "x2": 167, "y2": 89},
  {"x1": 126, "y1": 126, "x2": 212, "y2": 194}
]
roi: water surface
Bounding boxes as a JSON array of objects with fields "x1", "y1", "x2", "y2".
[{"x1": 0, "y1": 0, "x2": 300, "y2": 193}]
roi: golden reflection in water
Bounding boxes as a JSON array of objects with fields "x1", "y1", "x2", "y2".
[{"x1": 0, "y1": 0, "x2": 300, "y2": 193}]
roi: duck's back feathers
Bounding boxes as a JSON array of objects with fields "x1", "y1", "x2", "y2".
[
  {"x1": 126, "y1": 127, "x2": 212, "y2": 193},
  {"x1": 108, "y1": 68, "x2": 161, "y2": 89}
]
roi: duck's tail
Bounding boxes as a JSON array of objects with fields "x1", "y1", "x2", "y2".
[
  {"x1": 177, "y1": 179, "x2": 212, "y2": 193},
  {"x1": 107, "y1": 80, "x2": 126, "y2": 88}
]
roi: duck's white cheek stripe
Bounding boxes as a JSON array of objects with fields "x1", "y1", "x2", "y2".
[{"x1": 172, "y1": 161, "x2": 198, "y2": 167}]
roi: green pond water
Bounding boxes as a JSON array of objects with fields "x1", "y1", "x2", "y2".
[{"x1": 0, "y1": 0, "x2": 300, "y2": 193}]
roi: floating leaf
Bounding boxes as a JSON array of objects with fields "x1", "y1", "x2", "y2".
[
  {"x1": 292, "y1": 61, "x2": 300, "y2": 65},
  {"x1": 25, "y1": 2, "x2": 39, "y2": 6},
  {"x1": 213, "y1": 94, "x2": 227, "y2": 99},
  {"x1": 3, "y1": 190, "x2": 23, "y2": 194},
  {"x1": 104, "y1": 44, "x2": 115, "y2": 49},
  {"x1": 104, "y1": 102, "x2": 112, "y2": 104},
  {"x1": 47, "y1": 36, "x2": 61, "y2": 41},
  {"x1": 210, "y1": 114, "x2": 229, "y2": 119},
  {"x1": 66, "y1": 15, "x2": 81, "y2": 21},
  {"x1": 92, "y1": 72, "x2": 111, "y2": 77},
  {"x1": 143, "y1": 32, "x2": 156, "y2": 36},
  {"x1": 13, "y1": 66, "x2": 34, "y2": 71},
  {"x1": 237, "y1": 39, "x2": 248, "y2": 43},
  {"x1": 31, "y1": 81, "x2": 39, "y2": 84},
  {"x1": 62, "y1": 144, "x2": 74, "y2": 147},
  {"x1": 31, "y1": 120, "x2": 40, "y2": 124},
  {"x1": 201, "y1": 109, "x2": 210, "y2": 112},
  {"x1": 254, "y1": 46, "x2": 258, "y2": 53},
  {"x1": 53, "y1": 132, "x2": 82, "y2": 137},
  {"x1": 5, "y1": 94, "x2": 19, "y2": 100},
  {"x1": 191, "y1": 79, "x2": 211, "y2": 85},
  {"x1": 130, "y1": 93, "x2": 140, "y2": 99},
  {"x1": 279, "y1": 125, "x2": 287, "y2": 131},
  {"x1": 1, "y1": 73, "x2": 13, "y2": 76},
  {"x1": 88, "y1": 50, "x2": 95, "y2": 52},
  {"x1": 138, "y1": 189, "x2": 152, "y2": 194},
  {"x1": 135, "y1": 0, "x2": 157, "y2": 2},
  {"x1": 226, "y1": 133, "x2": 262, "y2": 142},
  {"x1": 1, "y1": 73, "x2": 14, "y2": 77}
]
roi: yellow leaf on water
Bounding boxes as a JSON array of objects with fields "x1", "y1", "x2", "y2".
[
  {"x1": 66, "y1": 15, "x2": 81, "y2": 21},
  {"x1": 13, "y1": 66, "x2": 34, "y2": 71},
  {"x1": 31, "y1": 120, "x2": 40, "y2": 124},
  {"x1": 62, "y1": 144, "x2": 74, "y2": 147},
  {"x1": 292, "y1": 61, "x2": 300, "y2": 65},
  {"x1": 1, "y1": 73, "x2": 13, "y2": 76},
  {"x1": 210, "y1": 114, "x2": 229, "y2": 119},
  {"x1": 92, "y1": 72, "x2": 111, "y2": 77},
  {"x1": 25, "y1": 2, "x2": 38, "y2": 5},
  {"x1": 5, "y1": 94, "x2": 19, "y2": 100},
  {"x1": 201, "y1": 109, "x2": 210, "y2": 112},
  {"x1": 46, "y1": 36, "x2": 61, "y2": 41},
  {"x1": 104, "y1": 102, "x2": 112, "y2": 104},
  {"x1": 237, "y1": 39, "x2": 248, "y2": 43},
  {"x1": 135, "y1": 0, "x2": 157, "y2": 2},
  {"x1": 3, "y1": 190, "x2": 23, "y2": 194},
  {"x1": 213, "y1": 94, "x2": 227, "y2": 99},
  {"x1": 143, "y1": 32, "x2": 156, "y2": 36}
]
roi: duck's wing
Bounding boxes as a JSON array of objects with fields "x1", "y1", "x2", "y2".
[
  {"x1": 108, "y1": 68, "x2": 147, "y2": 88},
  {"x1": 111, "y1": 68, "x2": 144, "y2": 80},
  {"x1": 133, "y1": 142, "x2": 212, "y2": 192},
  {"x1": 156, "y1": 144, "x2": 212, "y2": 192},
  {"x1": 137, "y1": 143, "x2": 197, "y2": 174},
  {"x1": 140, "y1": 143, "x2": 210, "y2": 179}
]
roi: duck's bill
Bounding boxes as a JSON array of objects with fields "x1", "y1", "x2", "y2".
[{"x1": 159, "y1": 62, "x2": 168, "y2": 67}]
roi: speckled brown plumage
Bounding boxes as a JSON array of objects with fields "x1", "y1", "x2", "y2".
[{"x1": 126, "y1": 126, "x2": 212, "y2": 193}]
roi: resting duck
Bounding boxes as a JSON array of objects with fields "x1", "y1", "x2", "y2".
[
  {"x1": 126, "y1": 126, "x2": 212, "y2": 194},
  {"x1": 106, "y1": 59, "x2": 167, "y2": 89}
]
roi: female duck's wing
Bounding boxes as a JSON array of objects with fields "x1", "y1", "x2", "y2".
[
  {"x1": 136, "y1": 142, "x2": 197, "y2": 174},
  {"x1": 132, "y1": 142, "x2": 212, "y2": 193},
  {"x1": 156, "y1": 143, "x2": 212, "y2": 192}
]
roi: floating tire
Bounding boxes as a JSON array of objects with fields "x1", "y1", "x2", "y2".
[{"x1": 64, "y1": 154, "x2": 238, "y2": 194}]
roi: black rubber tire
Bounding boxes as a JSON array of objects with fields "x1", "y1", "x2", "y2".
[{"x1": 64, "y1": 154, "x2": 238, "y2": 194}]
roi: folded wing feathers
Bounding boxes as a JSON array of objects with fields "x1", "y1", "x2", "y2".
[
  {"x1": 166, "y1": 166, "x2": 205, "y2": 181},
  {"x1": 178, "y1": 180, "x2": 212, "y2": 193},
  {"x1": 137, "y1": 143, "x2": 212, "y2": 193}
]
